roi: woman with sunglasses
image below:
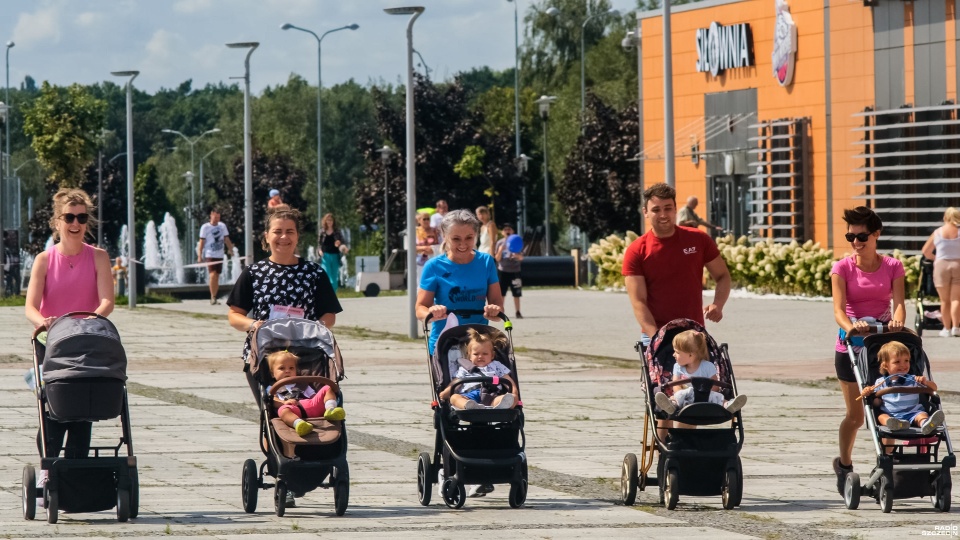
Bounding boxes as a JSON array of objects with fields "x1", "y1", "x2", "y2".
[
  {"x1": 415, "y1": 211, "x2": 439, "y2": 272},
  {"x1": 25, "y1": 188, "x2": 114, "y2": 463},
  {"x1": 830, "y1": 206, "x2": 905, "y2": 496}
]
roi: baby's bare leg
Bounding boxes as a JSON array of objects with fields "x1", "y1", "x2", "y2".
[
  {"x1": 911, "y1": 412, "x2": 930, "y2": 426},
  {"x1": 450, "y1": 394, "x2": 469, "y2": 409},
  {"x1": 280, "y1": 409, "x2": 302, "y2": 428}
]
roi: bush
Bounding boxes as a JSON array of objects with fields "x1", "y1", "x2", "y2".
[{"x1": 588, "y1": 233, "x2": 921, "y2": 298}]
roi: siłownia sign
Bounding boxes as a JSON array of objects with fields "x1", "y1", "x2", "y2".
[{"x1": 695, "y1": 22, "x2": 753, "y2": 77}]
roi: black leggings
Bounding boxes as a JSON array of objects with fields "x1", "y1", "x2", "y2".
[{"x1": 36, "y1": 420, "x2": 92, "y2": 458}]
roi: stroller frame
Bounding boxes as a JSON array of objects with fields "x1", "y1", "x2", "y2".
[
  {"x1": 22, "y1": 312, "x2": 138, "y2": 524},
  {"x1": 416, "y1": 310, "x2": 528, "y2": 510},
  {"x1": 240, "y1": 318, "x2": 349, "y2": 517},
  {"x1": 841, "y1": 328, "x2": 955, "y2": 512},
  {"x1": 620, "y1": 319, "x2": 745, "y2": 510}
]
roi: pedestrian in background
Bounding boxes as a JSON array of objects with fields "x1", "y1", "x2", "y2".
[
  {"x1": 495, "y1": 223, "x2": 523, "y2": 319},
  {"x1": 476, "y1": 206, "x2": 497, "y2": 257},
  {"x1": 198, "y1": 207, "x2": 235, "y2": 304},
  {"x1": 319, "y1": 213, "x2": 347, "y2": 292},
  {"x1": 267, "y1": 189, "x2": 284, "y2": 209},
  {"x1": 921, "y1": 207, "x2": 960, "y2": 337}
]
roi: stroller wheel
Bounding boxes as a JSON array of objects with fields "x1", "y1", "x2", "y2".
[
  {"x1": 509, "y1": 479, "x2": 528, "y2": 508},
  {"x1": 722, "y1": 468, "x2": 740, "y2": 510},
  {"x1": 935, "y1": 474, "x2": 952, "y2": 512},
  {"x1": 621, "y1": 454, "x2": 638, "y2": 506},
  {"x1": 274, "y1": 481, "x2": 287, "y2": 517},
  {"x1": 130, "y1": 466, "x2": 140, "y2": 519},
  {"x1": 46, "y1": 489, "x2": 58, "y2": 524},
  {"x1": 441, "y1": 478, "x2": 465, "y2": 509},
  {"x1": 417, "y1": 452, "x2": 432, "y2": 507},
  {"x1": 242, "y1": 459, "x2": 259, "y2": 513},
  {"x1": 879, "y1": 476, "x2": 893, "y2": 513},
  {"x1": 22, "y1": 465, "x2": 36, "y2": 521},
  {"x1": 664, "y1": 469, "x2": 680, "y2": 510},
  {"x1": 117, "y1": 488, "x2": 131, "y2": 522},
  {"x1": 333, "y1": 464, "x2": 350, "y2": 517},
  {"x1": 844, "y1": 472, "x2": 861, "y2": 510}
]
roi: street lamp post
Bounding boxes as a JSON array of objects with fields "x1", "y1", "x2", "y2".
[
  {"x1": 281, "y1": 22, "x2": 359, "y2": 236},
  {"x1": 622, "y1": 23, "x2": 645, "y2": 234},
  {"x1": 376, "y1": 145, "x2": 396, "y2": 263},
  {"x1": 385, "y1": 5, "x2": 425, "y2": 339},
  {"x1": 226, "y1": 42, "x2": 259, "y2": 266},
  {"x1": 199, "y1": 145, "x2": 233, "y2": 214},
  {"x1": 4, "y1": 41, "x2": 12, "y2": 214},
  {"x1": 183, "y1": 171, "x2": 196, "y2": 256},
  {"x1": 663, "y1": 0, "x2": 676, "y2": 186},
  {"x1": 0, "y1": 100, "x2": 6, "y2": 296},
  {"x1": 534, "y1": 95, "x2": 556, "y2": 256},
  {"x1": 580, "y1": 9, "x2": 619, "y2": 118},
  {"x1": 110, "y1": 70, "x2": 140, "y2": 308}
]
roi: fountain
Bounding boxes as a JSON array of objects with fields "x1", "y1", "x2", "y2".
[
  {"x1": 143, "y1": 221, "x2": 161, "y2": 270},
  {"x1": 157, "y1": 213, "x2": 184, "y2": 284}
]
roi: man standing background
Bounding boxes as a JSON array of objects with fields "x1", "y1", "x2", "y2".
[
  {"x1": 197, "y1": 207, "x2": 235, "y2": 305},
  {"x1": 677, "y1": 195, "x2": 722, "y2": 233}
]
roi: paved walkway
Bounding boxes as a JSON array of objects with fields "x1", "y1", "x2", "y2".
[{"x1": 0, "y1": 288, "x2": 955, "y2": 538}]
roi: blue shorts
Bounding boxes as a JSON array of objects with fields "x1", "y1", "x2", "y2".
[
  {"x1": 461, "y1": 388, "x2": 482, "y2": 403},
  {"x1": 886, "y1": 406, "x2": 926, "y2": 423}
]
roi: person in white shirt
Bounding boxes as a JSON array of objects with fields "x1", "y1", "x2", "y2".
[{"x1": 197, "y1": 208, "x2": 235, "y2": 304}]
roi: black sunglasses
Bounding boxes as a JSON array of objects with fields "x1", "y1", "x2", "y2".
[
  {"x1": 845, "y1": 232, "x2": 871, "y2": 243},
  {"x1": 61, "y1": 213, "x2": 90, "y2": 225}
]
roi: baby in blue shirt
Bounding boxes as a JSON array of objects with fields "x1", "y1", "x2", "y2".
[
  {"x1": 655, "y1": 330, "x2": 747, "y2": 415},
  {"x1": 859, "y1": 340, "x2": 944, "y2": 434},
  {"x1": 439, "y1": 328, "x2": 518, "y2": 410}
]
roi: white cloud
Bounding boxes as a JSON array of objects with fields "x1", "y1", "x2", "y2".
[
  {"x1": 142, "y1": 29, "x2": 188, "y2": 77},
  {"x1": 172, "y1": 0, "x2": 215, "y2": 14},
  {"x1": 12, "y1": 7, "x2": 62, "y2": 47},
  {"x1": 75, "y1": 12, "x2": 103, "y2": 28}
]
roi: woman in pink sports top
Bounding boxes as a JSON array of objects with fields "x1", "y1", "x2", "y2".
[{"x1": 25, "y1": 188, "x2": 115, "y2": 460}]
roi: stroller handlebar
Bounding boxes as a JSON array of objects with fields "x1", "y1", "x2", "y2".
[
  {"x1": 442, "y1": 375, "x2": 515, "y2": 396},
  {"x1": 662, "y1": 376, "x2": 733, "y2": 391},
  {"x1": 423, "y1": 309, "x2": 508, "y2": 326},
  {"x1": 268, "y1": 375, "x2": 340, "y2": 398}
]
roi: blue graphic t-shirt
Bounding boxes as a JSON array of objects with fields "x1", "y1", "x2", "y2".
[{"x1": 420, "y1": 251, "x2": 500, "y2": 353}]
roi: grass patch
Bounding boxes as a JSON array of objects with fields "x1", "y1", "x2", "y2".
[
  {"x1": 336, "y1": 289, "x2": 406, "y2": 299},
  {"x1": 116, "y1": 293, "x2": 181, "y2": 305},
  {"x1": 0, "y1": 294, "x2": 26, "y2": 307}
]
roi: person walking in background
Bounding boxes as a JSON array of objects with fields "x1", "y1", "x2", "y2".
[
  {"x1": 319, "y1": 213, "x2": 347, "y2": 292},
  {"x1": 430, "y1": 199, "x2": 449, "y2": 230},
  {"x1": 830, "y1": 206, "x2": 905, "y2": 496},
  {"x1": 921, "y1": 207, "x2": 960, "y2": 337},
  {"x1": 267, "y1": 189, "x2": 284, "y2": 209},
  {"x1": 3, "y1": 231, "x2": 21, "y2": 295},
  {"x1": 476, "y1": 206, "x2": 497, "y2": 257},
  {"x1": 416, "y1": 211, "x2": 439, "y2": 275},
  {"x1": 677, "y1": 196, "x2": 722, "y2": 233},
  {"x1": 198, "y1": 207, "x2": 235, "y2": 305},
  {"x1": 495, "y1": 223, "x2": 523, "y2": 319}
]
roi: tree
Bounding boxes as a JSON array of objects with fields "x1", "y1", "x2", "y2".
[
  {"x1": 22, "y1": 82, "x2": 106, "y2": 187},
  {"x1": 133, "y1": 160, "x2": 178, "y2": 243}
]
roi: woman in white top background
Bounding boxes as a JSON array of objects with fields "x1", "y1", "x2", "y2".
[
  {"x1": 475, "y1": 206, "x2": 497, "y2": 257},
  {"x1": 922, "y1": 207, "x2": 960, "y2": 337}
]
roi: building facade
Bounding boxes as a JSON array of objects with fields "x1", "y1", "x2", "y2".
[{"x1": 637, "y1": 0, "x2": 960, "y2": 253}]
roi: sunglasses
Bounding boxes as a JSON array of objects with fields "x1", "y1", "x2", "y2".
[
  {"x1": 844, "y1": 232, "x2": 871, "y2": 243},
  {"x1": 61, "y1": 213, "x2": 90, "y2": 225}
]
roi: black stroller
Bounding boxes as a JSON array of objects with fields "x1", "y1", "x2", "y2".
[
  {"x1": 620, "y1": 318, "x2": 744, "y2": 510},
  {"x1": 22, "y1": 312, "x2": 138, "y2": 524},
  {"x1": 841, "y1": 328, "x2": 954, "y2": 512},
  {"x1": 241, "y1": 317, "x2": 349, "y2": 517},
  {"x1": 416, "y1": 311, "x2": 527, "y2": 509},
  {"x1": 915, "y1": 257, "x2": 944, "y2": 336}
]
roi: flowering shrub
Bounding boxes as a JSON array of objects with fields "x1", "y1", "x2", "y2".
[{"x1": 588, "y1": 233, "x2": 922, "y2": 297}]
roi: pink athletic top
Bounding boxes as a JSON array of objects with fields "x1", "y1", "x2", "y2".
[
  {"x1": 40, "y1": 244, "x2": 101, "y2": 318},
  {"x1": 831, "y1": 255, "x2": 905, "y2": 352}
]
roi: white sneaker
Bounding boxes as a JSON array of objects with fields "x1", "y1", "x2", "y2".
[
  {"x1": 939, "y1": 328, "x2": 951, "y2": 337},
  {"x1": 462, "y1": 400, "x2": 482, "y2": 410},
  {"x1": 655, "y1": 392, "x2": 677, "y2": 415},
  {"x1": 467, "y1": 484, "x2": 494, "y2": 497},
  {"x1": 36, "y1": 469, "x2": 47, "y2": 509},
  {"x1": 494, "y1": 394, "x2": 515, "y2": 409},
  {"x1": 921, "y1": 410, "x2": 945, "y2": 435},
  {"x1": 952, "y1": 327, "x2": 960, "y2": 337},
  {"x1": 437, "y1": 470, "x2": 446, "y2": 499},
  {"x1": 725, "y1": 395, "x2": 748, "y2": 413}
]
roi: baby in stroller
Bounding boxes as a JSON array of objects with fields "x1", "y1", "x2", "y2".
[
  {"x1": 268, "y1": 351, "x2": 346, "y2": 436},
  {"x1": 439, "y1": 328, "x2": 518, "y2": 410},
  {"x1": 859, "y1": 341, "x2": 944, "y2": 435},
  {"x1": 654, "y1": 330, "x2": 748, "y2": 416}
]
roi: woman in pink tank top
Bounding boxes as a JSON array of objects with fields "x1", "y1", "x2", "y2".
[{"x1": 24, "y1": 188, "x2": 114, "y2": 462}]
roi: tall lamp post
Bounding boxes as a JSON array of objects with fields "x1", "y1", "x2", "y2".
[
  {"x1": 663, "y1": 0, "x2": 676, "y2": 186},
  {"x1": 281, "y1": 22, "x2": 359, "y2": 235},
  {"x1": 385, "y1": 5, "x2": 425, "y2": 339},
  {"x1": 534, "y1": 95, "x2": 556, "y2": 256},
  {"x1": 580, "y1": 8, "x2": 619, "y2": 117},
  {"x1": 4, "y1": 41, "x2": 12, "y2": 210},
  {"x1": 183, "y1": 171, "x2": 196, "y2": 258},
  {"x1": 0, "y1": 100, "x2": 6, "y2": 296},
  {"x1": 226, "y1": 42, "x2": 259, "y2": 265},
  {"x1": 110, "y1": 70, "x2": 139, "y2": 308},
  {"x1": 199, "y1": 145, "x2": 233, "y2": 213},
  {"x1": 376, "y1": 145, "x2": 396, "y2": 263},
  {"x1": 622, "y1": 24, "x2": 645, "y2": 234}
]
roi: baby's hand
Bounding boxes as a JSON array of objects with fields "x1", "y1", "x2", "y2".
[
  {"x1": 284, "y1": 399, "x2": 298, "y2": 406},
  {"x1": 916, "y1": 375, "x2": 927, "y2": 385},
  {"x1": 859, "y1": 385, "x2": 875, "y2": 398}
]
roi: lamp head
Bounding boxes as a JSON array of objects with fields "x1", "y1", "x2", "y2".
[
  {"x1": 5, "y1": 41, "x2": 13, "y2": 49},
  {"x1": 110, "y1": 70, "x2": 140, "y2": 77},
  {"x1": 608, "y1": 9, "x2": 621, "y2": 17},
  {"x1": 208, "y1": 128, "x2": 222, "y2": 134},
  {"x1": 348, "y1": 24, "x2": 359, "y2": 30},
  {"x1": 545, "y1": 7, "x2": 560, "y2": 16},
  {"x1": 621, "y1": 31, "x2": 638, "y2": 51},
  {"x1": 226, "y1": 42, "x2": 259, "y2": 49},
  {"x1": 376, "y1": 145, "x2": 396, "y2": 162},
  {"x1": 161, "y1": 129, "x2": 174, "y2": 134},
  {"x1": 384, "y1": 6, "x2": 425, "y2": 15},
  {"x1": 280, "y1": 23, "x2": 294, "y2": 30},
  {"x1": 183, "y1": 171, "x2": 195, "y2": 179}
]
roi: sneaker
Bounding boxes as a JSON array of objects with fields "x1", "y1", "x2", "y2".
[
  {"x1": 284, "y1": 491, "x2": 296, "y2": 508},
  {"x1": 494, "y1": 394, "x2": 516, "y2": 409},
  {"x1": 323, "y1": 407, "x2": 346, "y2": 421},
  {"x1": 438, "y1": 470, "x2": 446, "y2": 499},
  {"x1": 467, "y1": 484, "x2": 495, "y2": 497},
  {"x1": 655, "y1": 392, "x2": 677, "y2": 415},
  {"x1": 921, "y1": 410, "x2": 945, "y2": 435},
  {"x1": 36, "y1": 469, "x2": 47, "y2": 509},
  {"x1": 515, "y1": 312, "x2": 523, "y2": 319},
  {"x1": 953, "y1": 327, "x2": 960, "y2": 337},
  {"x1": 725, "y1": 395, "x2": 748, "y2": 413},
  {"x1": 885, "y1": 417, "x2": 910, "y2": 431},
  {"x1": 294, "y1": 419, "x2": 314, "y2": 437},
  {"x1": 832, "y1": 457, "x2": 853, "y2": 495},
  {"x1": 462, "y1": 400, "x2": 482, "y2": 410},
  {"x1": 940, "y1": 328, "x2": 951, "y2": 337}
]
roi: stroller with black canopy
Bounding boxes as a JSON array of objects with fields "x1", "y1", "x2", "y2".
[
  {"x1": 21, "y1": 312, "x2": 138, "y2": 524},
  {"x1": 841, "y1": 328, "x2": 954, "y2": 512},
  {"x1": 240, "y1": 317, "x2": 349, "y2": 517},
  {"x1": 914, "y1": 257, "x2": 944, "y2": 336},
  {"x1": 620, "y1": 319, "x2": 744, "y2": 510},
  {"x1": 416, "y1": 311, "x2": 527, "y2": 509}
]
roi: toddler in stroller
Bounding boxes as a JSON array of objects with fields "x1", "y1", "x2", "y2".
[
  {"x1": 438, "y1": 328, "x2": 518, "y2": 410},
  {"x1": 654, "y1": 330, "x2": 747, "y2": 415},
  {"x1": 240, "y1": 318, "x2": 349, "y2": 517},
  {"x1": 858, "y1": 341, "x2": 944, "y2": 435}
]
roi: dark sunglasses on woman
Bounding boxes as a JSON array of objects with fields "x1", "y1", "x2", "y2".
[
  {"x1": 61, "y1": 213, "x2": 90, "y2": 225},
  {"x1": 844, "y1": 232, "x2": 871, "y2": 243}
]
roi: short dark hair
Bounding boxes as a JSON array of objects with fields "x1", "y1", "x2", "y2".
[
  {"x1": 501, "y1": 222, "x2": 514, "y2": 230},
  {"x1": 842, "y1": 206, "x2": 883, "y2": 233},
  {"x1": 642, "y1": 183, "x2": 677, "y2": 208}
]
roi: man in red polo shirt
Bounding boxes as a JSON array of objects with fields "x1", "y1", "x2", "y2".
[{"x1": 623, "y1": 183, "x2": 731, "y2": 340}]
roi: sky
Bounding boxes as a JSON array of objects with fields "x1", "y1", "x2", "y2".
[{"x1": 2, "y1": 0, "x2": 633, "y2": 95}]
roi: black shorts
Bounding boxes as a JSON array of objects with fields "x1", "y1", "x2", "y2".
[
  {"x1": 499, "y1": 271, "x2": 522, "y2": 297},
  {"x1": 834, "y1": 350, "x2": 857, "y2": 383}
]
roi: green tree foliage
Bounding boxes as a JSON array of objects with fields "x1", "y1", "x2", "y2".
[
  {"x1": 556, "y1": 94, "x2": 642, "y2": 238},
  {"x1": 133, "y1": 160, "x2": 177, "y2": 242},
  {"x1": 23, "y1": 82, "x2": 106, "y2": 187}
]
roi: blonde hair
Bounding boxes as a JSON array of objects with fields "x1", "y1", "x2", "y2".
[
  {"x1": 49, "y1": 188, "x2": 95, "y2": 241},
  {"x1": 475, "y1": 206, "x2": 490, "y2": 217},
  {"x1": 266, "y1": 350, "x2": 299, "y2": 378},
  {"x1": 439, "y1": 209, "x2": 480, "y2": 253},
  {"x1": 944, "y1": 207, "x2": 960, "y2": 227},
  {"x1": 460, "y1": 328, "x2": 507, "y2": 357},
  {"x1": 878, "y1": 341, "x2": 910, "y2": 375},
  {"x1": 672, "y1": 330, "x2": 708, "y2": 361}
]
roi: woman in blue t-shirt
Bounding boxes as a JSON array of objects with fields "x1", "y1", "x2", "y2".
[{"x1": 416, "y1": 209, "x2": 504, "y2": 354}]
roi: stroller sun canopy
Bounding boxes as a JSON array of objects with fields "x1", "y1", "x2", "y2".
[{"x1": 42, "y1": 315, "x2": 127, "y2": 383}]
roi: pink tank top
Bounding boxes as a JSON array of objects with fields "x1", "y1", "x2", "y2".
[{"x1": 40, "y1": 244, "x2": 101, "y2": 318}]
